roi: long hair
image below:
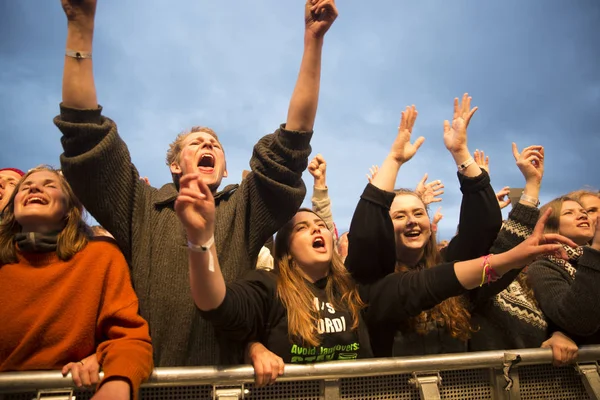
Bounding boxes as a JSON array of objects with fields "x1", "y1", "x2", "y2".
[
  {"x1": 0, "y1": 166, "x2": 90, "y2": 264},
  {"x1": 539, "y1": 196, "x2": 579, "y2": 235},
  {"x1": 393, "y1": 189, "x2": 474, "y2": 342},
  {"x1": 273, "y1": 208, "x2": 364, "y2": 347}
]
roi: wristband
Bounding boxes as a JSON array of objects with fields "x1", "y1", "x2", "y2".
[
  {"x1": 457, "y1": 157, "x2": 475, "y2": 171},
  {"x1": 520, "y1": 193, "x2": 540, "y2": 207},
  {"x1": 65, "y1": 49, "x2": 92, "y2": 59},
  {"x1": 187, "y1": 236, "x2": 215, "y2": 272}
]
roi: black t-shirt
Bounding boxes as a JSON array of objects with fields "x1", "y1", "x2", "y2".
[{"x1": 199, "y1": 270, "x2": 373, "y2": 363}]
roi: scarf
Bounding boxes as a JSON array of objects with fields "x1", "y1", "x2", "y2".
[{"x1": 14, "y1": 232, "x2": 59, "y2": 253}]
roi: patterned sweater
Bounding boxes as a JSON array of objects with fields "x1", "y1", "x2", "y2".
[
  {"x1": 54, "y1": 105, "x2": 312, "y2": 366},
  {"x1": 469, "y1": 203, "x2": 547, "y2": 351}
]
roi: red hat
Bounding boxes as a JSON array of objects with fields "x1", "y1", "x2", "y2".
[{"x1": 0, "y1": 168, "x2": 25, "y2": 177}]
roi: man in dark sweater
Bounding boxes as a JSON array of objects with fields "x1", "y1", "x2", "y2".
[{"x1": 53, "y1": 0, "x2": 338, "y2": 366}]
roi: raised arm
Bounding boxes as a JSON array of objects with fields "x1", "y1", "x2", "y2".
[
  {"x1": 61, "y1": 0, "x2": 97, "y2": 109},
  {"x1": 346, "y1": 106, "x2": 424, "y2": 283},
  {"x1": 468, "y1": 143, "x2": 545, "y2": 302},
  {"x1": 309, "y1": 154, "x2": 336, "y2": 233},
  {"x1": 285, "y1": 0, "x2": 338, "y2": 131},
  {"x1": 441, "y1": 96, "x2": 501, "y2": 262},
  {"x1": 55, "y1": 0, "x2": 149, "y2": 259}
]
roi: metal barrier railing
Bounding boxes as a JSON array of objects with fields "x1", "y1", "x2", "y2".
[{"x1": 1, "y1": 346, "x2": 599, "y2": 399}]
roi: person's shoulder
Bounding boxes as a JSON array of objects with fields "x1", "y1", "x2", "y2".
[{"x1": 85, "y1": 238, "x2": 124, "y2": 257}]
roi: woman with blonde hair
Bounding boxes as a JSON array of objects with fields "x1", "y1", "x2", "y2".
[
  {"x1": 527, "y1": 196, "x2": 600, "y2": 345},
  {"x1": 0, "y1": 166, "x2": 153, "y2": 400}
]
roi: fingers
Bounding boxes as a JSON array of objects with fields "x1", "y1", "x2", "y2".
[
  {"x1": 253, "y1": 358, "x2": 266, "y2": 387},
  {"x1": 443, "y1": 120, "x2": 450, "y2": 134},
  {"x1": 62, "y1": 362, "x2": 84, "y2": 387},
  {"x1": 511, "y1": 142, "x2": 520, "y2": 161},
  {"x1": 532, "y1": 207, "x2": 552, "y2": 237},
  {"x1": 179, "y1": 173, "x2": 204, "y2": 191},
  {"x1": 413, "y1": 136, "x2": 425, "y2": 151},
  {"x1": 452, "y1": 98, "x2": 459, "y2": 120},
  {"x1": 543, "y1": 233, "x2": 579, "y2": 249},
  {"x1": 315, "y1": 153, "x2": 326, "y2": 165}
]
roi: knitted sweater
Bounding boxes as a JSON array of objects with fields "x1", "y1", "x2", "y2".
[
  {"x1": 0, "y1": 240, "x2": 153, "y2": 395},
  {"x1": 54, "y1": 105, "x2": 312, "y2": 366},
  {"x1": 528, "y1": 246, "x2": 600, "y2": 345},
  {"x1": 469, "y1": 203, "x2": 548, "y2": 351}
]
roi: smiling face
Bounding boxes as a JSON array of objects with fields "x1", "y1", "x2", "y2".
[
  {"x1": 13, "y1": 170, "x2": 68, "y2": 233},
  {"x1": 390, "y1": 193, "x2": 431, "y2": 263},
  {"x1": 0, "y1": 170, "x2": 23, "y2": 212},
  {"x1": 170, "y1": 131, "x2": 228, "y2": 191},
  {"x1": 558, "y1": 200, "x2": 594, "y2": 246},
  {"x1": 287, "y1": 210, "x2": 333, "y2": 280}
]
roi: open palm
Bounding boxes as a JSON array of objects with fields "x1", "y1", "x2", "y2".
[
  {"x1": 390, "y1": 105, "x2": 425, "y2": 164},
  {"x1": 443, "y1": 93, "x2": 478, "y2": 154}
]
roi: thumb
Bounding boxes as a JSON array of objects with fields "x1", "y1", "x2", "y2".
[
  {"x1": 413, "y1": 136, "x2": 425, "y2": 151},
  {"x1": 420, "y1": 173, "x2": 428, "y2": 185}
]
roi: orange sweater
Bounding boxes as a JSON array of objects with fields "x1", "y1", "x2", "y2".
[{"x1": 0, "y1": 240, "x2": 153, "y2": 396}]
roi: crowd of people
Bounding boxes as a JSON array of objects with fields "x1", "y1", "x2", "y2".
[{"x1": 1, "y1": 0, "x2": 599, "y2": 398}]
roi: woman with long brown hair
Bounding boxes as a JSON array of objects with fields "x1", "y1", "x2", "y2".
[
  {"x1": 0, "y1": 166, "x2": 153, "y2": 400},
  {"x1": 347, "y1": 97, "x2": 551, "y2": 357}
]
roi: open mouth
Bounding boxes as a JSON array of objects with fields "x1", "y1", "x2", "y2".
[
  {"x1": 577, "y1": 222, "x2": 590, "y2": 228},
  {"x1": 198, "y1": 153, "x2": 215, "y2": 170},
  {"x1": 312, "y1": 236, "x2": 326, "y2": 251},
  {"x1": 404, "y1": 231, "x2": 421, "y2": 238},
  {"x1": 24, "y1": 196, "x2": 48, "y2": 206}
]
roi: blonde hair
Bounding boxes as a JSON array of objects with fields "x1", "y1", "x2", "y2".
[
  {"x1": 165, "y1": 126, "x2": 221, "y2": 185},
  {"x1": 273, "y1": 209, "x2": 364, "y2": 347},
  {"x1": 0, "y1": 166, "x2": 90, "y2": 264},
  {"x1": 393, "y1": 189, "x2": 474, "y2": 342}
]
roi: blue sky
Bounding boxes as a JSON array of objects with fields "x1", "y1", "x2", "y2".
[{"x1": 1, "y1": 1, "x2": 599, "y2": 240}]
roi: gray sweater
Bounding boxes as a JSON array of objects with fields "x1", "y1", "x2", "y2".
[{"x1": 54, "y1": 105, "x2": 312, "y2": 366}]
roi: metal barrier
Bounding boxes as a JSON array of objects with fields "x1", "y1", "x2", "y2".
[{"x1": 1, "y1": 346, "x2": 599, "y2": 400}]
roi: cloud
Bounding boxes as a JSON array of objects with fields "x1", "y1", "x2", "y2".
[{"x1": 1, "y1": 0, "x2": 598, "y2": 242}]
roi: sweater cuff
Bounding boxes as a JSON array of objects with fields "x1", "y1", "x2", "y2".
[
  {"x1": 361, "y1": 183, "x2": 396, "y2": 210},
  {"x1": 580, "y1": 247, "x2": 600, "y2": 272},
  {"x1": 457, "y1": 170, "x2": 490, "y2": 194},
  {"x1": 508, "y1": 202, "x2": 540, "y2": 228},
  {"x1": 98, "y1": 361, "x2": 151, "y2": 400},
  {"x1": 58, "y1": 103, "x2": 103, "y2": 125},
  {"x1": 312, "y1": 186, "x2": 329, "y2": 201},
  {"x1": 277, "y1": 123, "x2": 313, "y2": 150}
]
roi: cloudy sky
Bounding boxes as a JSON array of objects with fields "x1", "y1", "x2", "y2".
[{"x1": 1, "y1": 1, "x2": 599, "y2": 240}]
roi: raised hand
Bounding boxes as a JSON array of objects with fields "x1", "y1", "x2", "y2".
[
  {"x1": 496, "y1": 186, "x2": 511, "y2": 209},
  {"x1": 389, "y1": 105, "x2": 425, "y2": 164},
  {"x1": 366, "y1": 165, "x2": 379, "y2": 183},
  {"x1": 415, "y1": 173, "x2": 444, "y2": 205},
  {"x1": 433, "y1": 207, "x2": 444, "y2": 226},
  {"x1": 443, "y1": 93, "x2": 478, "y2": 154},
  {"x1": 305, "y1": 0, "x2": 338, "y2": 39},
  {"x1": 474, "y1": 149, "x2": 489, "y2": 173},
  {"x1": 175, "y1": 149, "x2": 215, "y2": 245},
  {"x1": 61, "y1": 0, "x2": 97, "y2": 26},
  {"x1": 308, "y1": 154, "x2": 327, "y2": 188},
  {"x1": 512, "y1": 143, "x2": 544, "y2": 185}
]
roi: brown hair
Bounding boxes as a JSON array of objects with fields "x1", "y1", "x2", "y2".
[
  {"x1": 273, "y1": 209, "x2": 364, "y2": 347},
  {"x1": 0, "y1": 166, "x2": 90, "y2": 264},
  {"x1": 538, "y1": 196, "x2": 580, "y2": 235},
  {"x1": 393, "y1": 189, "x2": 474, "y2": 342}
]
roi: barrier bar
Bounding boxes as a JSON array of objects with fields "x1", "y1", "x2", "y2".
[{"x1": 1, "y1": 346, "x2": 599, "y2": 393}]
